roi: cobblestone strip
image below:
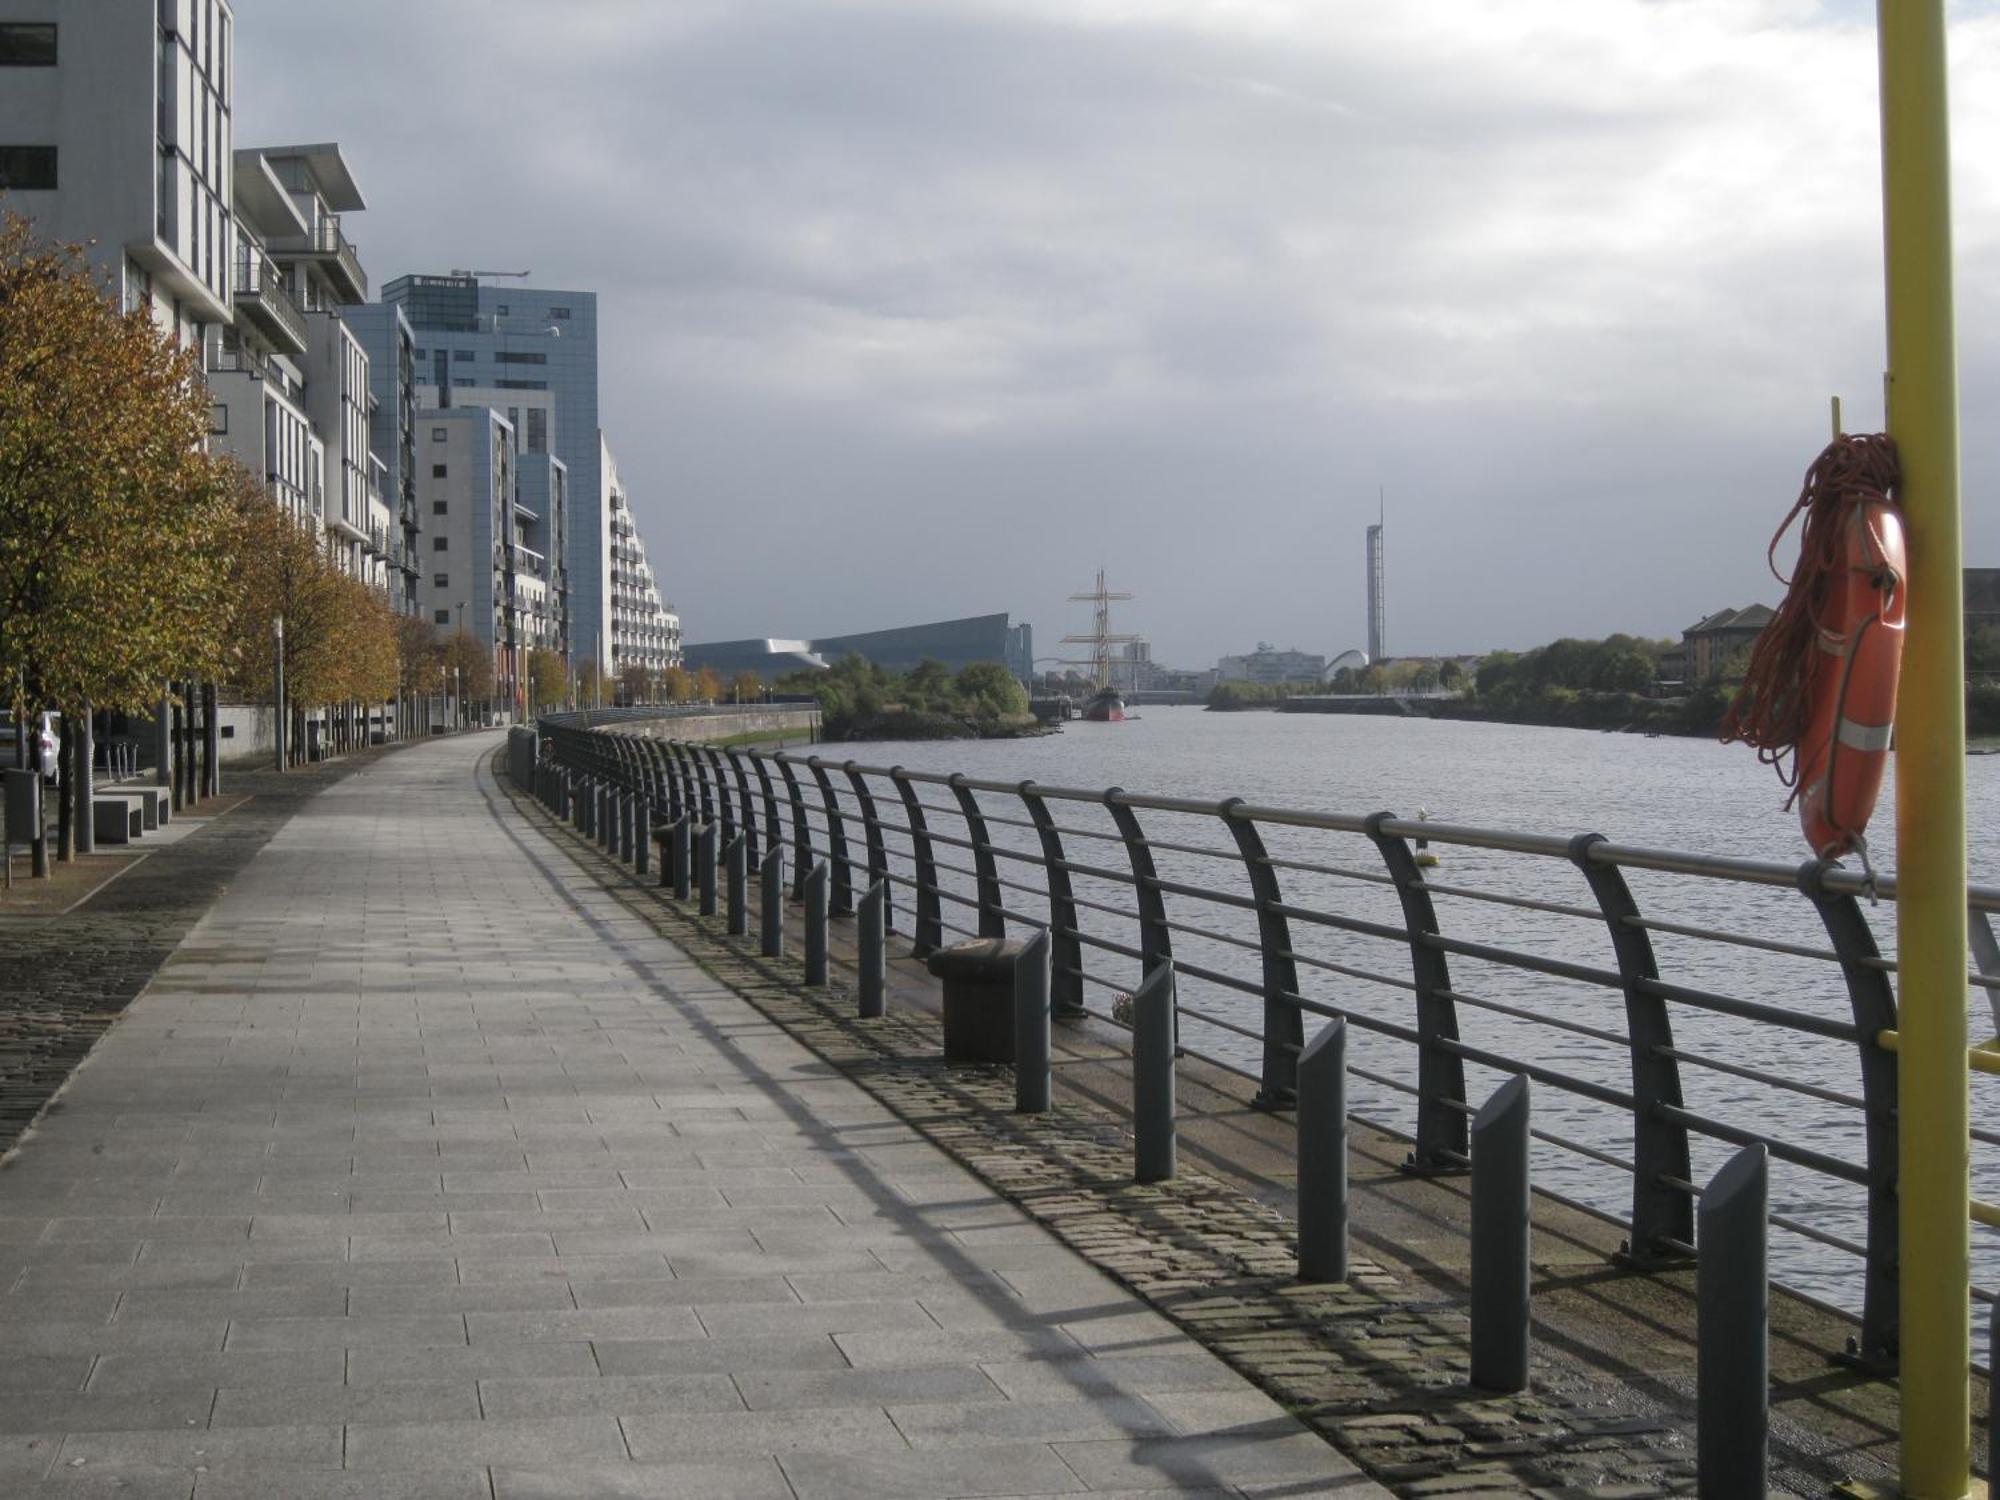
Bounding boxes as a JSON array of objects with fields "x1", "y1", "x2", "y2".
[
  {"x1": 506, "y1": 771, "x2": 1705, "y2": 1497},
  {"x1": 0, "y1": 749, "x2": 401, "y2": 1153}
]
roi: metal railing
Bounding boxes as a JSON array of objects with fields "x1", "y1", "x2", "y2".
[
  {"x1": 531, "y1": 713, "x2": 2000, "y2": 1374},
  {"x1": 231, "y1": 243, "x2": 309, "y2": 352}
]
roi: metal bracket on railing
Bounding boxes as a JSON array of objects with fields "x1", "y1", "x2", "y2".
[
  {"x1": 1798, "y1": 857, "x2": 1900, "y2": 1371},
  {"x1": 1020, "y1": 782, "x2": 1085, "y2": 1020},
  {"x1": 951, "y1": 774, "x2": 1006, "y2": 940},
  {"x1": 893, "y1": 768, "x2": 943, "y2": 958},
  {"x1": 1365, "y1": 811, "x2": 1467, "y2": 1172},
  {"x1": 846, "y1": 763, "x2": 893, "y2": 934},
  {"x1": 1220, "y1": 798, "x2": 1301, "y2": 1110},
  {"x1": 1569, "y1": 832, "x2": 1693, "y2": 1266}
]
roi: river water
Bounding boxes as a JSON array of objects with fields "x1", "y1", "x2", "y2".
[{"x1": 833, "y1": 707, "x2": 2000, "y2": 1337}]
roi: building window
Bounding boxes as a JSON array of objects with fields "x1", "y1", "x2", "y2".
[
  {"x1": 431, "y1": 426, "x2": 447, "y2": 441},
  {"x1": 0, "y1": 24, "x2": 56, "y2": 65},
  {"x1": 0, "y1": 146, "x2": 56, "y2": 190},
  {"x1": 453, "y1": 349, "x2": 473, "y2": 361},
  {"x1": 431, "y1": 463, "x2": 447, "y2": 478},
  {"x1": 494, "y1": 351, "x2": 546, "y2": 365},
  {"x1": 432, "y1": 500, "x2": 448, "y2": 515},
  {"x1": 550, "y1": 307, "x2": 571, "y2": 319},
  {"x1": 434, "y1": 609, "x2": 451, "y2": 624},
  {"x1": 433, "y1": 536, "x2": 447, "y2": 551},
  {"x1": 433, "y1": 572, "x2": 449, "y2": 587},
  {"x1": 495, "y1": 304, "x2": 509, "y2": 316},
  {"x1": 493, "y1": 379, "x2": 546, "y2": 391},
  {"x1": 453, "y1": 378, "x2": 475, "y2": 388},
  {"x1": 526, "y1": 409, "x2": 547, "y2": 454}
]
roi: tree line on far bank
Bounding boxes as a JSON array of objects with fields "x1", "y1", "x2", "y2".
[{"x1": 776, "y1": 655, "x2": 1034, "y2": 740}]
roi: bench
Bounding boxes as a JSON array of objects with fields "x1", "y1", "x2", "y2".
[
  {"x1": 924, "y1": 937, "x2": 1027, "y2": 1064},
  {"x1": 92, "y1": 797, "x2": 144, "y2": 845},
  {"x1": 101, "y1": 784, "x2": 168, "y2": 830}
]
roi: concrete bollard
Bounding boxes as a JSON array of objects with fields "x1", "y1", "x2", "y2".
[
  {"x1": 727, "y1": 834, "x2": 749, "y2": 937},
  {"x1": 698, "y1": 822, "x2": 719, "y2": 917},
  {"x1": 1132, "y1": 962, "x2": 1176, "y2": 1183},
  {"x1": 575, "y1": 776, "x2": 588, "y2": 833},
  {"x1": 620, "y1": 791, "x2": 635, "y2": 864},
  {"x1": 635, "y1": 799, "x2": 650, "y2": 875},
  {"x1": 1698, "y1": 1143, "x2": 1768, "y2": 1500},
  {"x1": 761, "y1": 845, "x2": 786, "y2": 958},
  {"x1": 1014, "y1": 927, "x2": 1052, "y2": 1114},
  {"x1": 858, "y1": 879, "x2": 886, "y2": 1017},
  {"x1": 1296, "y1": 1018, "x2": 1348, "y2": 1283},
  {"x1": 1470, "y1": 1074, "x2": 1531, "y2": 1393},
  {"x1": 804, "y1": 861, "x2": 829, "y2": 986}
]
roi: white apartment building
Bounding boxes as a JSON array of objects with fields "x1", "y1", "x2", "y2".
[
  {"x1": 0, "y1": 2, "x2": 233, "y2": 347},
  {"x1": 1218, "y1": 643, "x2": 1328, "y2": 685},
  {"x1": 601, "y1": 438, "x2": 682, "y2": 683}
]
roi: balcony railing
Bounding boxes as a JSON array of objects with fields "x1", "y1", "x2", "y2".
[
  {"x1": 269, "y1": 216, "x2": 368, "y2": 302},
  {"x1": 231, "y1": 244, "x2": 310, "y2": 354}
]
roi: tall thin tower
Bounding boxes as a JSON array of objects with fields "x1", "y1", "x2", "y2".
[{"x1": 1365, "y1": 504, "x2": 1386, "y2": 662}]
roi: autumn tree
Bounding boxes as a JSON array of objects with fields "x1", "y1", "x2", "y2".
[
  {"x1": 694, "y1": 667, "x2": 723, "y2": 702},
  {"x1": 618, "y1": 662, "x2": 652, "y2": 705},
  {"x1": 730, "y1": 671, "x2": 763, "y2": 703},
  {"x1": 526, "y1": 647, "x2": 568, "y2": 713},
  {"x1": 659, "y1": 666, "x2": 693, "y2": 703},
  {"x1": 438, "y1": 629, "x2": 495, "y2": 713}
]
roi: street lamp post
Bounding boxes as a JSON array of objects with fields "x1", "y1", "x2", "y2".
[{"x1": 273, "y1": 616, "x2": 286, "y2": 772}]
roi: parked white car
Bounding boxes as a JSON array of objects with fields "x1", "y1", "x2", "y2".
[{"x1": 0, "y1": 711, "x2": 60, "y2": 782}]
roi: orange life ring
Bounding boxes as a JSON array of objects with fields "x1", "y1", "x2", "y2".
[{"x1": 1794, "y1": 500, "x2": 1905, "y2": 860}]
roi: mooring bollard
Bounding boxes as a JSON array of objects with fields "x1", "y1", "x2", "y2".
[
  {"x1": 804, "y1": 861, "x2": 830, "y2": 986},
  {"x1": 761, "y1": 844, "x2": 786, "y2": 958},
  {"x1": 858, "y1": 879, "x2": 886, "y2": 1017},
  {"x1": 635, "y1": 798, "x2": 651, "y2": 875},
  {"x1": 671, "y1": 815, "x2": 692, "y2": 900},
  {"x1": 1014, "y1": 927, "x2": 1052, "y2": 1114},
  {"x1": 1297, "y1": 1017, "x2": 1348, "y2": 1283},
  {"x1": 698, "y1": 822, "x2": 719, "y2": 917},
  {"x1": 1133, "y1": 961, "x2": 1176, "y2": 1183},
  {"x1": 1470, "y1": 1074, "x2": 1531, "y2": 1393},
  {"x1": 727, "y1": 834, "x2": 749, "y2": 937},
  {"x1": 1698, "y1": 1143, "x2": 1769, "y2": 1499}
]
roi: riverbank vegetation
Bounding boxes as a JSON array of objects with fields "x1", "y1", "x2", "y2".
[{"x1": 778, "y1": 655, "x2": 1042, "y2": 740}]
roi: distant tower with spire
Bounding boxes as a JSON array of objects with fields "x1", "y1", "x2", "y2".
[{"x1": 1365, "y1": 497, "x2": 1385, "y2": 662}]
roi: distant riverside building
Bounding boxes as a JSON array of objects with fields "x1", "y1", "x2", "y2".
[
  {"x1": 1219, "y1": 643, "x2": 1328, "y2": 685},
  {"x1": 0, "y1": 4, "x2": 234, "y2": 348},
  {"x1": 1006, "y1": 622, "x2": 1034, "y2": 685},
  {"x1": 516, "y1": 451, "x2": 571, "y2": 660},
  {"x1": 1109, "y1": 638, "x2": 1155, "y2": 693},
  {"x1": 1680, "y1": 605, "x2": 1774, "y2": 682},
  {"x1": 417, "y1": 407, "x2": 535, "y2": 704},
  {"x1": 686, "y1": 613, "x2": 1028, "y2": 682}
]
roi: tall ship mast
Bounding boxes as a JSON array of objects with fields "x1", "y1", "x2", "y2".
[{"x1": 1062, "y1": 570, "x2": 1136, "y2": 722}]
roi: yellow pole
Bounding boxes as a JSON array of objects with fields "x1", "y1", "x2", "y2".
[{"x1": 1877, "y1": 1, "x2": 1969, "y2": 1493}]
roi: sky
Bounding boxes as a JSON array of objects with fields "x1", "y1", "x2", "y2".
[{"x1": 237, "y1": 0, "x2": 2000, "y2": 669}]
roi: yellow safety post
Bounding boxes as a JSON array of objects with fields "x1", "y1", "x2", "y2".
[{"x1": 1877, "y1": 0, "x2": 1970, "y2": 1493}]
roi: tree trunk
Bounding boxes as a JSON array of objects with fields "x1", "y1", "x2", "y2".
[
  {"x1": 202, "y1": 683, "x2": 218, "y2": 797},
  {"x1": 76, "y1": 707, "x2": 94, "y2": 855},
  {"x1": 28, "y1": 705, "x2": 47, "y2": 878},
  {"x1": 170, "y1": 694, "x2": 184, "y2": 812}
]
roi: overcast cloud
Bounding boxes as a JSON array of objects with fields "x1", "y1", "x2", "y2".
[{"x1": 237, "y1": 0, "x2": 2000, "y2": 667}]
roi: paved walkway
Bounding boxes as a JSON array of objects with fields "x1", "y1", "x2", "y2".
[{"x1": 0, "y1": 732, "x2": 1381, "y2": 1500}]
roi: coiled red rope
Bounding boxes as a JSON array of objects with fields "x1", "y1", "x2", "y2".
[{"x1": 1718, "y1": 432, "x2": 1901, "y2": 800}]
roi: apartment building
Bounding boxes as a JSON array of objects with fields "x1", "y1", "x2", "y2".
[
  {"x1": 602, "y1": 439, "x2": 682, "y2": 681},
  {"x1": 0, "y1": 2, "x2": 233, "y2": 346},
  {"x1": 516, "y1": 453, "x2": 571, "y2": 659},
  {"x1": 347, "y1": 300, "x2": 423, "y2": 616}
]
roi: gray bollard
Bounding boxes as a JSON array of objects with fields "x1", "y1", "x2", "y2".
[
  {"x1": 727, "y1": 834, "x2": 749, "y2": 937},
  {"x1": 1698, "y1": 1143, "x2": 1768, "y2": 1500},
  {"x1": 858, "y1": 879, "x2": 886, "y2": 1017},
  {"x1": 804, "y1": 861, "x2": 829, "y2": 986},
  {"x1": 1296, "y1": 1018, "x2": 1348, "y2": 1283},
  {"x1": 672, "y1": 815, "x2": 692, "y2": 901},
  {"x1": 1132, "y1": 962, "x2": 1176, "y2": 1183},
  {"x1": 635, "y1": 799, "x2": 650, "y2": 875},
  {"x1": 575, "y1": 777, "x2": 588, "y2": 833},
  {"x1": 698, "y1": 823, "x2": 719, "y2": 916},
  {"x1": 621, "y1": 791, "x2": 635, "y2": 863},
  {"x1": 1014, "y1": 927, "x2": 1052, "y2": 1114},
  {"x1": 761, "y1": 845, "x2": 786, "y2": 958},
  {"x1": 1470, "y1": 1074, "x2": 1531, "y2": 1393}
]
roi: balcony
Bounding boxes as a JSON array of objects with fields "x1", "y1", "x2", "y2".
[{"x1": 268, "y1": 216, "x2": 368, "y2": 303}]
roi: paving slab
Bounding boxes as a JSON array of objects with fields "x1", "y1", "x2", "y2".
[{"x1": 0, "y1": 733, "x2": 1382, "y2": 1499}]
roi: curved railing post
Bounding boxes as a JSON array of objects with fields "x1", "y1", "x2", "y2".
[
  {"x1": 642, "y1": 740, "x2": 671, "y2": 821},
  {"x1": 726, "y1": 749, "x2": 760, "y2": 870},
  {"x1": 950, "y1": 774, "x2": 1005, "y2": 940},
  {"x1": 1020, "y1": 782, "x2": 1084, "y2": 1019},
  {"x1": 1569, "y1": 833, "x2": 1694, "y2": 1265},
  {"x1": 808, "y1": 757, "x2": 854, "y2": 917},
  {"x1": 1106, "y1": 790, "x2": 1173, "y2": 980},
  {"x1": 1365, "y1": 810, "x2": 1467, "y2": 1170},
  {"x1": 845, "y1": 763, "x2": 892, "y2": 934},
  {"x1": 778, "y1": 756, "x2": 813, "y2": 901},
  {"x1": 1799, "y1": 858, "x2": 1901, "y2": 1370},
  {"x1": 1219, "y1": 798, "x2": 1301, "y2": 1110},
  {"x1": 892, "y1": 769, "x2": 943, "y2": 958},
  {"x1": 704, "y1": 746, "x2": 736, "y2": 852},
  {"x1": 750, "y1": 751, "x2": 783, "y2": 862},
  {"x1": 680, "y1": 742, "x2": 712, "y2": 828}
]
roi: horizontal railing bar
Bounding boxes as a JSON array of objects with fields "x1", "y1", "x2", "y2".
[
  {"x1": 1657, "y1": 1045, "x2": 1869, "y2": 1112},
  {"x1": 1651, "y1": 1104, "x2": 1870, "y2": 1185},
  {"x1": 1637, "y1": 976, "x2": 1862, "y2": 1042},
  {"x1": 1417, "y1": 879, "x2": 1603, "y2": 922},
  {"x1": 1435, "y1": 986, "x2": 1631, "y2": 1049},
  {"x1": 1624, "y1": 913, "x2": 1845, "y2": 966},
  {"x1": 1435, "y1": 1039, "x2": 1635, "y2": 1111}
]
